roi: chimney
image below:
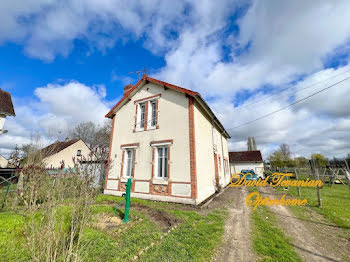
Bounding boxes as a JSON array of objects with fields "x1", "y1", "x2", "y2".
[
  {"x1": 65, "y1": 136, "x2": 70, "y2": 142},
  {"x1": 124, "y1": 84, "x2": 133, "y2": 95}
]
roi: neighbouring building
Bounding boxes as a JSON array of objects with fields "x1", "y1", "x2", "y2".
[
  {"x1": 41, "y1": 138, "x2": 91, "y2": 169},
  {"x1": 0, "y1": 154, "x2": 8, "y2": 168},
  {"x1": 104, "y1": 74, "x2": 231, "y2": 205},
  {"x1": 0, "y1": 88, "x2": 16, "y2": 133},
  {"x1": 229, "y1": 150, "x2": 264, "y2": 178}
]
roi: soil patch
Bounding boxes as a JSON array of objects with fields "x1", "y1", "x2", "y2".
[
  {"x1": 132, "y1": 204, "x2": 179, "y2": 231},
  {"x1": 211, "y1": 187, "x2": 255, "y2": 262},
  {"x1": 94, "y1": 214, "x2": 123, "y2": 231}
]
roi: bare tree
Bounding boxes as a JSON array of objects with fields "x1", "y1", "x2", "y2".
[
  {"x1": 68, "y1": 120, "x2": 111, "y2": 149},
  {"x1": 279, "y1": 143, "x2": 291, "y2": 161}
]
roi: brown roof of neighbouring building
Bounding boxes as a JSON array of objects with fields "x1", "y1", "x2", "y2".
[
  {"x1": 229, "y1": 150, "x2": 263, "y2": 163},
  {"x1": 0, "y1": 89, "x2": 16, "y2": 116},
  {"x1": 41, "y1": 139, "x2": 80, "y2": 158}
]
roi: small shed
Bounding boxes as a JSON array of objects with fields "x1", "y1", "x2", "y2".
[{"x1": 229, "y1": 150, "x2": 264, "y2": 178}]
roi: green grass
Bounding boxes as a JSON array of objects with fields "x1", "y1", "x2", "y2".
[
  {"x1": 277, "y1": 183, "x2": 350, "y2": 229},
  {"x1": 1, "y1": 196, "x2": 228, "y2": 262},
  {"x1": 251, "y1": 205, "x2": 301, "y2": 262},
  {"x1": 0, "y1": 212, "x2": 29, "y2": 261},
  {"x1": 139, "y1": 209, "x2": 228, "y2": 262},
  {"x1": 81, "y1": 217, "x2": 162, "y2": 261}
]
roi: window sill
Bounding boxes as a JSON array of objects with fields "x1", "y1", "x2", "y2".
[
  {"x1": 120, "y1": 177, "x2": 132, "y2": 182},
  {"x1": 147, "y1": 126, "x2": 157, "y2": 130},
  {"x1": 152, "y1": 179, "x2": 168, "y2": 185}
]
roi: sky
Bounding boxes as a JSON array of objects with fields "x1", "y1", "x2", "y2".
[{"x1": 1, "y1": 0, "x2": 350, "y2": 159}]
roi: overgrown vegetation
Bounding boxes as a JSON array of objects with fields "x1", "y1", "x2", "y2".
[{"x1": 1, "y1": 191, "x2": 228, "y2": 262}]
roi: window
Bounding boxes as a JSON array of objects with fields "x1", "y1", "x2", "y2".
[
  {"x1": 124, "y1": 149, "x2": 134, "y2": 177},
  {"x1": 156, "y1": 146, "x2": 168, "y2": 178},
  {"x1": 212, "y1": 126, "x2": 217, "y2": 149},
  {"x1": 139, "y1": 103, "x2": 145, "y2": 128},
  {"x1": 77, "y1": 150, "x2": 81, "y2": 156},
  {"x1": 224, "y1": 158, "x2": 229, "y2": 173},
  {"x1": 150, "y1": 100, "x2": 157, "y2": 127},
  {"x1": 218, "y1": 155, "x2": 221, "y2": 170}
]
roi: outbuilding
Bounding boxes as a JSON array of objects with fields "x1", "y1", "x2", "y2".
[{"x1": 229, "y1": 150, "x2": 264, "y2": 178}]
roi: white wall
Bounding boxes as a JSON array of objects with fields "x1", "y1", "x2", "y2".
[
  {"x1": 108, "y1": 82, "x2": 191, "y2": 184},
  {"x1": 0, "y1": 155, "x2": 8, "y2": 168},
  {"x1": 193, "y1": 102, "x2": 216, "y2": 203},
  {"x1": 43, "y1": 140, "x2": 91, "y2": 168},
  {"x1": 193, "y1": 102, "x2": 230, "y2": 204},
  {"x1": 230, "y1": 162, "x2": 264, "y2": 178}
]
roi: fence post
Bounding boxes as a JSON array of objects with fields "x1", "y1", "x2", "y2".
[{"x1": 295, "y1": 168, "x2": 301, "y2": 197}]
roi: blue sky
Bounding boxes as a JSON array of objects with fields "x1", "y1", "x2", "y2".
[
  {"x1": 1, "y1": 0, "x2": 350, "y2": 158},
  {"x1": 0, "y1": 41, "x2": 164, "y2": 99}
]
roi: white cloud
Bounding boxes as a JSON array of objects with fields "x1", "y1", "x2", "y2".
[{"x1": 0, "y1": 81, "x2": 111, "y2": 157}]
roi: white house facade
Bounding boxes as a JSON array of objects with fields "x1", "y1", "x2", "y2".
[
  {"x1": 0, "y1": 155, "x2": 8, "y2": 168},
  {"x1": 41, "y1": 139, "x2": 91, "y2": 169},
  {"x1": 104, "y1": 75, "x2": 231, "y2": 205},
  {"x1": 229, "y1": 150, "x2": 264, "y2": 178}
]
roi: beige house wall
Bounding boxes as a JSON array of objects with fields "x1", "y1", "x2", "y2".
[
  {"x1": 106, "y1": 82, "x2": 191, "y2": 201},
  {"x1": 193, "y1": 102, "x2": 217, "y2": 203},
  {"x1": 0, "y1": 155, "x2": 8, "y2": 168},
  {"x1": 105, "y1": 81, "x2": 230, "y2": 205},
  {"x1": 43, "y1": 140, "x2": 90, "y2": 168},
  {"x1": 230, "y1": 162, "x2": 264, "y2": 178},
  {"x1": 213, "y1": 124, "x2": 230, "y2": 186}
]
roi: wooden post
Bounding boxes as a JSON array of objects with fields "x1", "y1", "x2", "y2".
[
  {"x1": 344, "y1": 160, "x2": 350, "y2": 192},
  {"x1": 310, "y1": 159, "x2": 322, "y2": 208},
  {"x1": 295, "y1": 168, "x2": 301, "y2": 197}
]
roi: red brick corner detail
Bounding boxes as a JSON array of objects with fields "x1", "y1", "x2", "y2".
[{"x1": 188, "y1": 96, "x2": 197, "y2": 199}]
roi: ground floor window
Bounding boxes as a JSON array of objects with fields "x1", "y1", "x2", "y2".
[
  {"x1": 124, "y1": 148, "x2": 134, "y2": 177},
  {"x1": 156, "y1": 146, "x2": 168, "y2": 178}
]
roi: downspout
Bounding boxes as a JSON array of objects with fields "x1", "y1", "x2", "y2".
[{"x1": 220, "y1": 131, "x2": 226, "y2": 186}]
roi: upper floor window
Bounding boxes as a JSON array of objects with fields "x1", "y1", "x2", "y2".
[
  {"x1": 212, "y1": 126, "x2": 217, "y2": 150},
  {"x1": 77, "y1": 150, "x2": 81, "y2": 156},
  {"x1": 139, "y1": 103, "x2": 145, "y2": 128},
  {"x1": 150, "y1": 100, "x2": 157, "y2": 127},
  {"x1": 134, "y1": 94, "x2": 160, "y2": 132}
]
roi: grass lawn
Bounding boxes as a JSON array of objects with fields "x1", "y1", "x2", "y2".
[
  {"x1": 139, "y1": 209, "x2": 227, "y2": 261},
  {"x1": 1, "y1": 195, "x2": 228, "y2": 262},
  {"x1": 251, "y1": 205, "x2": 301, "y2": 262},
  {"x1": 277, "y1": 183, "x2": 350, "y2": 229}
]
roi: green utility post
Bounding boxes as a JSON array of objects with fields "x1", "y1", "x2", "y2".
[{"x1": 123, "y1": 178, "x2": 132, "y2": 223}]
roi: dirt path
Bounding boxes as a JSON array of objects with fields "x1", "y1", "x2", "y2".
[
  {"x1": 259, "y1": 187, "x2": 349, "y2": 262},
  {"x1": 211, "y1": 187, "x2": 255, "y2": 262}
]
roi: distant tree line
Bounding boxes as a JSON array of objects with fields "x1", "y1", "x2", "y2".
[{"x1": 267, "y1": 143, "x2": 348, "y2": 168}]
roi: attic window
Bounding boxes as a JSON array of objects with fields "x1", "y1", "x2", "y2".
[{"x1": 77, "y1": 150, "x2": 81, "y2": 156}]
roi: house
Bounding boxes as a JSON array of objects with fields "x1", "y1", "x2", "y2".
[
  {"x1": 104, "y1": 74, "x2": 231, "y2": 205},
  {"x1": 0, "y1": 155, "x2": 8, "y2": 168},
  {"x1": 229, "y1": 150, "x2": 264, "y2": 178},
  {"x1": 41, "y1": 138, "x2": 91, "y2": 168},
  {"x1": 0, "y1": 88, "x2": 16, "y2": 133}
]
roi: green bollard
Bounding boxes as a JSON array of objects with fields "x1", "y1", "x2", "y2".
[{"x1": 123, "y1": 178, "x2": 132, "y2": 223}]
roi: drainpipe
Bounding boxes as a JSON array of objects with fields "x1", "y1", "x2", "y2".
[{"x1": 220, "y1": 131, "x2": 226, "y2": 186}]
